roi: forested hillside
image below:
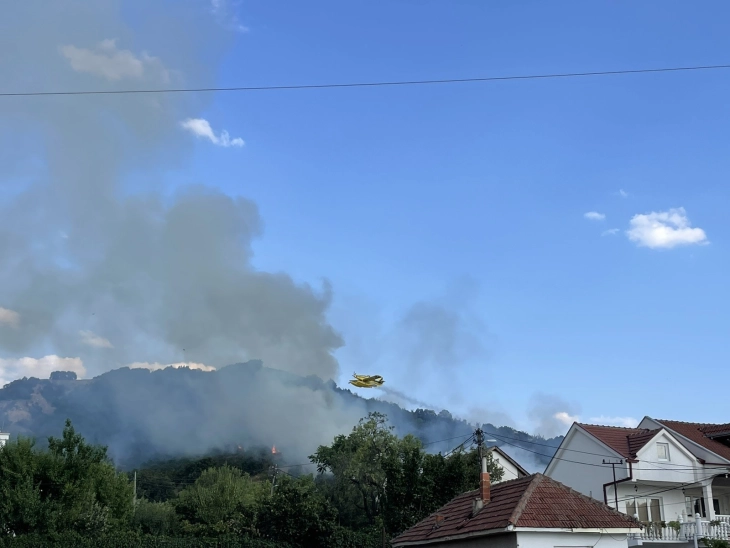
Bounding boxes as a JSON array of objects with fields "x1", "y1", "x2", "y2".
[{"x1": 0, "y1": 361, "x2": 561, "y2": 469}]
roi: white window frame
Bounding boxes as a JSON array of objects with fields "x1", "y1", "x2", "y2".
[{"x1": 657, "y1": 442, "x2": 670, "y2": 461}]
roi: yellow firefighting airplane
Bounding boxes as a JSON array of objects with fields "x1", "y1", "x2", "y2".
[{"x1": 348, "y1": 373, "x2": 384, "y2": 388}]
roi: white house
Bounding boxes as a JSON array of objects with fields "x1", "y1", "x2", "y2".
[
  {"x1": 489, "y1": 446, "x2": 529, "y2": 484},
  {"x1": 0, "y1": 432, "x2": 8, "y2": 448},
  {"x1": 544, "y1": 418, "x2": 730, "y2": 545},
  {"x1": 391, "y1": 457, "x2": 640, "y2": 548}
]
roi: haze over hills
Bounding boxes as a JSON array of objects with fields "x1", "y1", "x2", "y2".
[{"x1": 0, "y1": 361, "x2": 562, "y2": 470}]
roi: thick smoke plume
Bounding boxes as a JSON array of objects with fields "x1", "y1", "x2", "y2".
[
  {"x1": 0, "y1": 2, "x2": 568, "y2": 469},
  {"x1": 0, "y1": 1, "x2": 341, "y2": 380},
  {"x1": 0, "y1": 1, "x2": 354, "y2": 460}
]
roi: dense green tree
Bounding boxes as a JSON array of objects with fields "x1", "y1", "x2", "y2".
[
  {"x1": 0, "y1": 419, "x2": 133, "y2": 538},
  {"x1": 310, "y1": 412, "x2": 505, "y2": 537},
  {"x1": 175, "y1": 465, "x2": 265, "y2": 536},
  {"x1": 132, "y1": 499, "x2": 180, "y2": 536},
  {"x1": 257, "y1": 474, "x2": 338, "y2": 547},
  {"x1": 310, "y1": 412, "x2": 398, "y2": 527}
]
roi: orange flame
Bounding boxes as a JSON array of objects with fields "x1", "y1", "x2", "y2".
[{"x1": 271, "y1": 445, "x2": 278, "y2": 454}]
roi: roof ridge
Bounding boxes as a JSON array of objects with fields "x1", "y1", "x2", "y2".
[
  {"x1": 508, "y1": 473, "x2": 543, "y2": 526},
  {"x1": 657, "y1": 419, "x2": 728, "y2": 427},
  {"x1": 626, "y1": 428, "x2": 659, "y2": 437},
  {"x1": 579, "y1": 423, "x2": 643, "y2": 431}
]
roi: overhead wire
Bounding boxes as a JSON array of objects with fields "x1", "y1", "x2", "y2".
[
  {"x1": 484, "y1": 430, "x2": 730, "y2": 469},
  {"x1": 3, "y1": 63, "x2": 730, "y2": 98},
  {"x1": 486, "y1": 432, "x2": 730, "y2": 474}
]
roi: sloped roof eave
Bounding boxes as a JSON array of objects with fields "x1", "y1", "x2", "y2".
[{"x1": 391, "y1": 526, "x2": 513, "y2": 547}]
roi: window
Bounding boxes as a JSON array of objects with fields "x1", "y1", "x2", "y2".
[
  {"x1": 657, "y1": 443, "x2": 670, "y2": 461},
  {"x1": 626, "y1": 498, "x2": 662, "y2": 523}
]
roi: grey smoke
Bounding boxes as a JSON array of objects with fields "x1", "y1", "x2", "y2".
[
  {"x1": 395, "y1": 277, "x2": 490, "y2": 374},
  {"x1": 0, "y1": 1, "x2": 341, "y2": 381},
  {"x1": 528, "y1": 392, "x2": 580, "y2": 438}
]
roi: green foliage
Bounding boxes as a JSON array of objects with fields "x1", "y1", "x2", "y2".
[
  {"x1": 257, "y1": 474, "x2": 337, "y2": 547},
  {"x1": 175, "y1": 465, "x2": 265, "y2": 537},
  {"x1": 667, "y1": 520, "x2": 681, "y2": 532},
  {"x1": 1, "y1": 412, "x2": 502, "y2": 544},
  {"x1": 310, "y1": 411, "x2": 505, "y2": 537},
  {"x1": 0, "y1": 419, "x2": 133, "y2": 538},
  {"x1": 0, "y1": 532, "x2": 287, "y2": 547},
  {"x1": 702, "y1": 539, "x2": 730, "y2": 548},
  {"x1": 134, "y1": 450, "x2": 273, "y2": 503},
  {"x1": 134, "y1": 499, "x2": 181, "y2": 536}
]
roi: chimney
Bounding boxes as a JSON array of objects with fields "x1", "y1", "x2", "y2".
[{"x1": 480, "y1": 456, "x2": 491, "y2": 503}]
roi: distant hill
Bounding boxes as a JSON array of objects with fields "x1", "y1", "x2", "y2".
[{"x1": 0, "y1": 361, "x2": 562, "y2": 470}]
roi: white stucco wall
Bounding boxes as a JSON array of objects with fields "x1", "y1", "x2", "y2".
[
  {"x1": 516, "y1": 530, "x2": 631, "y2": 548},
  {"x1": 633, "y1": 431, "x2": 703, "y2": 484},
  {"x1": 402, "y1": 532, "x2": 517, "y2": 548},
  {"x1": 494, "y1": 457, "x2": 523, "y2": 483},
  {"x1": 546, "y1": 426, "x2": 629, "y2": 502},
  {"x1": 0, "y1": 433, "x2": 8, "y2": 448}
]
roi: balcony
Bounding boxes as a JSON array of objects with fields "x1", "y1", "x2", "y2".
[{"x1": 636, "y1": 518, "x2": 730, "y2": 543}]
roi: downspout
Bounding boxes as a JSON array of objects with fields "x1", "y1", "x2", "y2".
[{"x1": 603, "y1": 460, "x2": 634, "y2": 507}]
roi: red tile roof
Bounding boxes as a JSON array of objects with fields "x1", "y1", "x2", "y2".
[
  {"x1": 390, "y1": 474, "x2": 640, "y2": 546},
  {"x1": 578, "y1": 424, "x2": 659, "y2": 459},
  {"x1": 654, "y1": 420, "x2": 730, "y2": 462}
]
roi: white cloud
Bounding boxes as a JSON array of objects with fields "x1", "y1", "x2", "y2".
[
  {"x1": 59, "y1": 39, "x2": 169, "y2": 82},
  {"x1": 128, "y1": 361, "x2": 217, "y2": 372},
  {"x1": 0, "y1": 355, "x2": 86, "y2": 387},
  {"x1": 618, "y1": 189, "x2": 629, "y2": 198},
  {"x1": 588, "y1": 416, "x2": 639, "y2": 428},
  {"x1": 210, "y1": 0, "x2": 249, "y2": 33},
  {"x1": 584, "y1": 211, "x2": 606, "y2": 221},
  {"x1": 626, "y1": 207, "x2": 708, "y2": 249},
  {"x1": 180, "y1": 118, "x2": 244, "y2": 148},
  {"x1": 79, "y1": 330, "x2": 114, "y2": 349},
  {"x1": 0, "y1": 307, "x2": 20, "y2": 328},
  {"x1": 602, "y1": 228, "x2": 620, "y2": 236},
  {"x1": 554, "y1": 411, "x2": 580, "y2": 426}
]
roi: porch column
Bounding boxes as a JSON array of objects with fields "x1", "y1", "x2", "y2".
[{"x1": 702, "y1": 481, "x2": 715, "y2": 520}]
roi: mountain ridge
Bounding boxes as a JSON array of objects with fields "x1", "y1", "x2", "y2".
[{"x1": 0, "y1": 361, "x2": 562, "y2": 470}]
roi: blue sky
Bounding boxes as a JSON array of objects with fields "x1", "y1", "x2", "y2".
[
  {"x1": 174, "y1": 1, "x2": 730, "y2": 433},
  {"x1": 3, "y1": 0, "x2": 730, "y2": 437}
]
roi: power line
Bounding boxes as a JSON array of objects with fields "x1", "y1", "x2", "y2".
[
  {"x1": 486, "y1": 431, "x2": 730, "y2": 472},
  {"x1": 489, "y1": 434, "x2": 730, "y2": 474},
  {"x1": 3, "y1": 63, "x2": 730, "y2": 98}
]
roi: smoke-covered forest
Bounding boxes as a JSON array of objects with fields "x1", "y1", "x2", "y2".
[
  {"x1": 0, "y1": 411, "x2": 519, "y2": 547},
  {"x1": 0, "y1": 361, "x2": 561, "y2": 471}
]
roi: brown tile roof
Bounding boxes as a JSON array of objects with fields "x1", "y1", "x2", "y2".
[
  {"x1": 578, "y1": 424, "x2": 660, "y2": 459},
  {"x1": 390, "y1": 474, "x2": 640, "y2": 546},
  {"x1": 654, "y1": 420, "x2": 730, "y2": 462}
]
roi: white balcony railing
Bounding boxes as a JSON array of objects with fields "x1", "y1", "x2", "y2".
[{"x1": 637, "y1": 519, "x2": 730, "y2": 542}]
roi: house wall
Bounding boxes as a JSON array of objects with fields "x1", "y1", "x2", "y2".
[
  {"x1": 615, "y1": 482, "x2": 687, "y2": 521},
  {"x1": 633, "y1": 431, "x2": 705, "y2": 484},
  {"x1": 401, "y1": 531, "x2": 517, "y2": 548},
  {"x1": 516, "y1": 530, "x2": 630, "y2": 548},
  {"x1": 546, "y1": 427, "x2": 629, "y2": 502},
  {"x1": 494, "y1": 457, "x2": 523, "y2": 483},
  {"x1": 0, "y1": 433, "x2": 8, "y2": 448}
]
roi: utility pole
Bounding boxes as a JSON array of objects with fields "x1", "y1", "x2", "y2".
[
  {"x1": 603, "y1": 459, "x2": 623, "y2": 510},
  {"x1": 474, "y1": 428, "x2": 484, "y2": 463},
  {"x1": 270, "y1": 464, "x2": 278, "y2": 496}
]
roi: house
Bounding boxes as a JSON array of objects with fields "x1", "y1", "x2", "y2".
[
  {"x1": 544, "y1": 417, "x2": 730, "y2": 544},
  {"x1": 391, "y1": 457, "x2": 640, "y2": 548},
  {"x1": 488, "y1": 446, "x2": 529, "y2": 483},
  {"x1": 0, "y1": 432, "x2": 7, "y2": 448}
]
